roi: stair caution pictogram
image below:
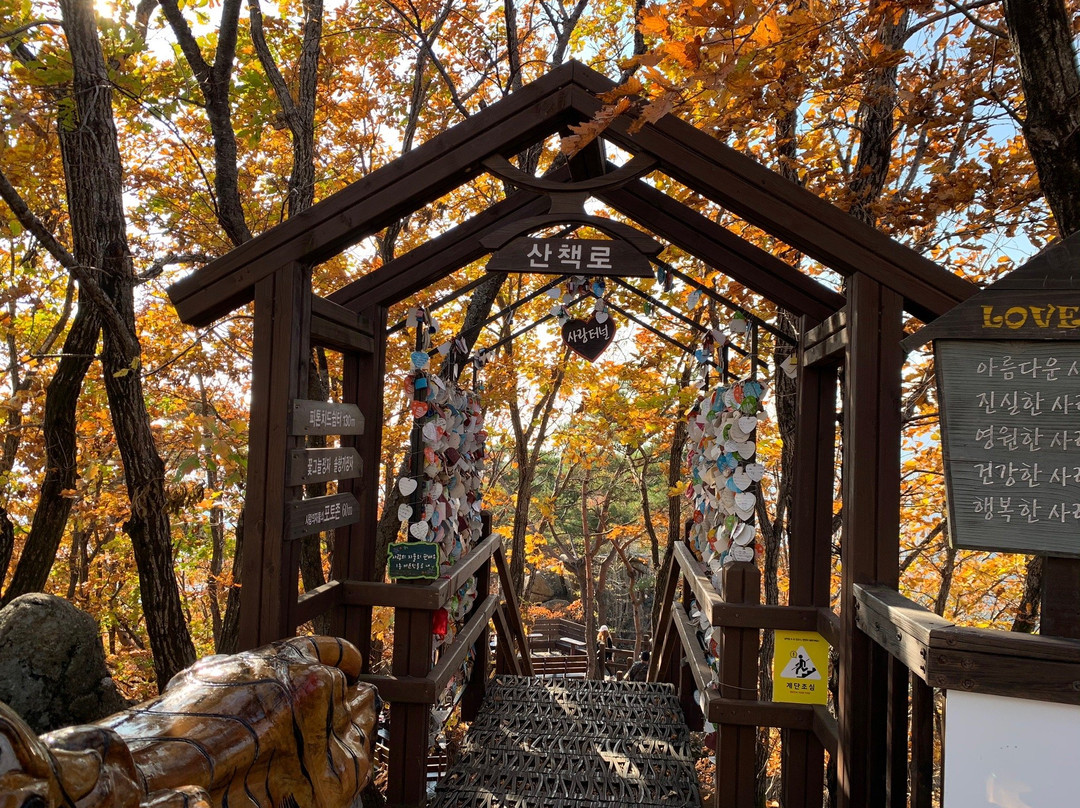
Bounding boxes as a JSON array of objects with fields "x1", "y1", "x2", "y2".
[{"x1": 773, "y1": 631, "x2": 829, "y2": 705}]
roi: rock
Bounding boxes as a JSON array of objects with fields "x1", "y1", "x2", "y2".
[
  {"x1": 0, "y1": 592, "x2": 126, "y2": 733},
  {"x1": 541, "y1": 598, "x2": 571, "y2": 612},
  {"x1": 525, "y1": 569, "x2": 568, "y2": 602}
]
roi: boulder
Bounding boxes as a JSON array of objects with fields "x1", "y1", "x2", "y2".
[
  {"x1": 0, "y1": 592, "x2": 126, "y2": 732},
  {"x1": 525, "y1": 569, "x2": 568, "y2": 602}
]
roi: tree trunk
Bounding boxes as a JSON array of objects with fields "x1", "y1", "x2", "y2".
[
  {"x1": 1002, "y1": 0, "x2": 1080, "y2": 628},
  {"x1": 57, "y1": 0, "x2": 196, "y2": 688},
  {"x1": 2, "y1": 302, "x2": 99, "y2": 602},
  {"x1": 1003, "y1": 0, "x2": 1080, "y2": 236}
]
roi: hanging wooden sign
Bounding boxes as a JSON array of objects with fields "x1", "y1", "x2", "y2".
[
  {"x1": 286, "y1": 448, "x2": 362, "y2": 486},
  {"x1": 289, "y1": 400, "x2": 364, "y2": 436},
  {"x1": 286, "y1": 493, "x2": 360, "y2": 539},
  {"x1": 561, "y1": 314, "x2": 616, "y2": 362},
  {"x1": 907, "y1": 232, "x2": 1080, "y2": 557},
  {"x1": 485, "y1": 238, "x2": 653, "y2": 278},
  {"x1": 388, "y1": 541, "x2": 441, "y2": 580}
]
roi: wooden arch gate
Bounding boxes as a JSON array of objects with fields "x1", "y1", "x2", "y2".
[{"x1": 165, "y1": 61, "x2": 1002, "y2": 808}]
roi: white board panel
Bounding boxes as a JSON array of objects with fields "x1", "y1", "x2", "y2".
[{"x1": 944, "y1": 690, "x2": 1080, "y2": 807}]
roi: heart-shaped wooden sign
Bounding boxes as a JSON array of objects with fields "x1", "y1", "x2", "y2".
[{"x1": 561, "y1": 315, "x2": 616, "y2": 362}]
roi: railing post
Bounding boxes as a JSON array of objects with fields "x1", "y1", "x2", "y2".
[
  {"x1": 387, "y1": 604, "x2": 432, "y2": 808},
  {"x1": 717, "y1": 561, "x2": 760, "y2": 808},
  {"x1": 461, "y1": 542, "x2": 491, "y2": 721}
]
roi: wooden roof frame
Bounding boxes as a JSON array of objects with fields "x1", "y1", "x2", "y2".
[{"x1": 167, "y1": 60, "x2": 976, "y2": 328}]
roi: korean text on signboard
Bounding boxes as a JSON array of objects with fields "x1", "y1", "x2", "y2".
[{"x1": 938, "y1": 340, "x2": 1080, "y2": 557}]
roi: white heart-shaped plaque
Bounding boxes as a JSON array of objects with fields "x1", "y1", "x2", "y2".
[
  {"x1": 745, "y1": 463, "x2": 765, "y2": 482},
  {"x1": 736, "y1": 441, "x2": 756, "y2": 459},
  {"x1": 595, "y1": 311, "x2": 609, "y2": 323},
  {"x1": 731, "y1": 522, "x2": 755, "y2": 546},
  {"x1": 409, "y1": 521, "x2": 429, "y2": 539},
  {"x1": 735, "y1": 491, "x2": 756, "y2": 512},
  {"x1": 738, "y1": 416, "x2": 757, "y2": 433},
  {"x1": 733, "y1": 468, "x2": 751, "y2": 491},
  {"x1": 730, "y1": 544, "x2": 755, "y2": 562},
  {"x1": 397, "y1": 504, "x2": 413, "y2": 521},
  {"x1": 398, "y1": 477, "x2": 418, "y2": 496}
]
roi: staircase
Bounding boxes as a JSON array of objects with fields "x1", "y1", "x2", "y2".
[{"x1": 430, "y1": 676, "x2": 702, "y2": 807}]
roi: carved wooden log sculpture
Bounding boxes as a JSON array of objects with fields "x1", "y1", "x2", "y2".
[{"x1": 0, "y1": 636, "x2": 378, "y2": 808}]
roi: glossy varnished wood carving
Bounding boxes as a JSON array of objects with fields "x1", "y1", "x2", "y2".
[{"x1": 0, "y1": 636, "x2": 377, "y2": 808}]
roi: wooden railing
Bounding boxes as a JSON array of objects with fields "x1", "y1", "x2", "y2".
[
  {"x1": 650, "y1": 542, "x2": 839, "y2": 808},
  {"x1": 855, "y1": 583, "x2": 1080, "y2": 807},
  {"x1": 291, "y1": 531, "x2": 531, "y2": 808}
]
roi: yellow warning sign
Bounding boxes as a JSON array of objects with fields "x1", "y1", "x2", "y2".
[{"x1": 773, "y1": 630, "x2": 829, "y2": 705}]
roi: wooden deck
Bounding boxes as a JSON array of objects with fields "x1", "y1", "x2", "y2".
[{"x1": 430, "y1": 676, "x2": 701, "y2": 807}]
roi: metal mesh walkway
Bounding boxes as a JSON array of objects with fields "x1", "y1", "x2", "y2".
[{"x1": 430, "y1": 675, "x2": 702, "y2": 807}]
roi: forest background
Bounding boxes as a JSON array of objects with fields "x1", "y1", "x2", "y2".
[{"x1": 0, "y1": 0, "x2": 1077, "y2": 702}]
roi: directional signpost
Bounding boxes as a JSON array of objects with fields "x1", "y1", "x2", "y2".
[{"x1": 285, "y1": 399, "x2": 365, "y2": 540}]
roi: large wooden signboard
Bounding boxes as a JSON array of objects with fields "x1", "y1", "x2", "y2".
[
  {"x1": 938, "y1": 340, "x2": 1080, "y2": 557},
  {"x1": 908, "y1": 235, "x2": 1080, "y2": 557},
  {"x1": 485, "y1": 237, "x2": 653, "y2": 277}
]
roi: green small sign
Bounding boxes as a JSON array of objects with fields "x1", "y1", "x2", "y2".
[{"x1": 388, "y1": 541, "x2": 441, "y2": 580}]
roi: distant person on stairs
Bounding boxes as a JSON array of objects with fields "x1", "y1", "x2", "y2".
[
  {"x1": 624, "y1": 650, "x2": 649, "y2": 682},
  {"x1": 597, "y1": 625, "x2": 615, "y2": 678}
]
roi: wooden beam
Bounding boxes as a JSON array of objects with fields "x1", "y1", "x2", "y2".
[
  {"x1": 563, "y1": 80, "x2": 977, "y2": 321},
  {"x1": 293, "y1": 580, "x2": 342, "y2": 628},
  {"x1": 330, "y1": 187, "x2": 554, "y2": 313},
  {"x1": 802, "y1": 310, "x2": 847, "y2": 367},
  {"x1": 599, "y1": 181, "x2": 844, "y2": 323},
  {"x1": 168, "y1": 63, "x2": 592, "y2": 326}
]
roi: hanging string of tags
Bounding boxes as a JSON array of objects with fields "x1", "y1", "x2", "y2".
[
  {"x1": 684, "y1": 378, "x2": 768, "y2": 592},
  {"x1": 394, "y1": 306, "x2": 488, "y2": 573}
]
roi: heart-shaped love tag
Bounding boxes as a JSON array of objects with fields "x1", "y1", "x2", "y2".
[
  {"x1": 731, "y1": 521, "x2": 755, "y2": 546},
  {"x1": 409, "y1": 521, "x2": 429, "y2": 539},
  {"x1": 561, "y1": 315, "x2": 616, "y2": 362},
  {"x1": 735, "y1": 491, "x2": 756, "y2": 512},
  {"x1": 595, "y1": 310, "x2": 609, "y2": 323},
  {"x1": 738, "y1": 415, "x2": 757, "y2": 433},
  {"x1": 730, "y1": 544, "x2": 755, "y2": 562},
  {"x1": 398, "y1": 477, "x2": 418, "y2": 496},
  {"x1": 733, "y1": 468, "x2": 752, "y2": 491},
  {"x1": 719, "y1": 487, "x2": 736, "y2": 513},
  {"x1": 745, "y1": 463, "x2": 765, "y2": 482},
  {"x1": 397, "y1": 504, "x2": 413, "y2": 521},
  {"x1": 736, "y1": 441, "x2": 756, "y2": 459}
]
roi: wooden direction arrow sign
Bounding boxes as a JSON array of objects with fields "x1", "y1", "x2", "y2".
[
  {"x1": 289, "y1": 400, "x2": 364, "y2": 436},
  {"x1": 485, "y1": 238, "x2": 653, "y2": 278},
  {"x1": 287, "y1": 493, "x2": 360, "y2": 539},
  {"x1": 286, "y1": 448, "x2": 362, "y2": 487}
]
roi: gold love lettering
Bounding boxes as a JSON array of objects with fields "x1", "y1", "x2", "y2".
[{"x1": 981, "y1": 304, "x2": 1080, "y2": 329}]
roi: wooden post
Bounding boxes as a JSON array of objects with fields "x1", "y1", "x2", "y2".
[
  {"x1": 1041, "y1": 558, "x2": 1080, "y2": 639},
  {"x1": 238, "y1": 263, "x2": 311, "y2": 649},
  {"x1": 387, "y1": 606, "x2": 433, "y2": 808},
  {"x1": 909, "y1": 672, "x2": 934, "y2": 808},
  {"x1": 838, "y1": 273, "x2": 903, "y2": 808},
  {"x1": 334, "y1": 305, "x2": 387, "y2": 667},
  {"x1": 716, "y1": 561, "x2": 760, "y2": 808},
  {"x1": 782, "y1": 320, "x2": 839, "y2": 807},
  {"x1": 461, "y1": 518, "x2": 492, "y2": 720}
]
